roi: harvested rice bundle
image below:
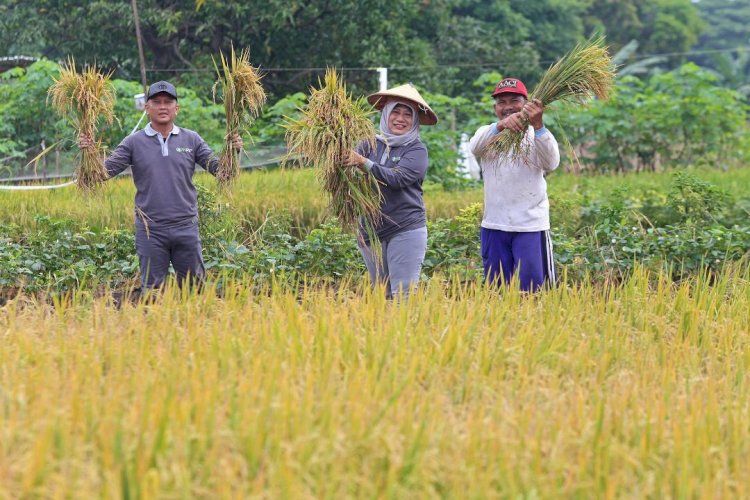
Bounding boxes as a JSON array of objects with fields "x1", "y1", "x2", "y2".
[
  {"x1": 212, "y1": 46, "x2": 266, "y2": 187},
  {"x1": 486, "y1": 36, "x2": 616, "y2": 159},
  {"x1": 48, "y1": 58, "x2": 115, "y2": 192},
  {"x1": 284, "y1": 69, "x2": 381, "y2": 238}
]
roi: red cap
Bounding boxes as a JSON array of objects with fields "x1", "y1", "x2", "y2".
[{"x1": 491, "y1": 78, "x2": 528, "y2": 98}]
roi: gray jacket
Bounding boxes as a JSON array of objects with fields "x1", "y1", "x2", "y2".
[
  {"x1": 105, "y1": 124, "x2": 219, "y2": 227},
  {"x1": 359, "y1": 138, "x2": 428, "y2": 242}
]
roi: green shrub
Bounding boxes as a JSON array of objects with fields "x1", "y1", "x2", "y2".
[{"x1": 561, "y1": 64, "x2": 750, "y2": 172}]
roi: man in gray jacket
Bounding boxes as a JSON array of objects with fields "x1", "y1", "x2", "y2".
[{"x1": 80, "y1": 81, "x2": 241, "y2": 290}]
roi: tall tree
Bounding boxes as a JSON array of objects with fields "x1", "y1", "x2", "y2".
[
  {"x1": 689, "y1": 0, "x2": 750, "y2": 96},
  {"x1": 583, "y1": 0, "x2": 703, "y2": 66}
]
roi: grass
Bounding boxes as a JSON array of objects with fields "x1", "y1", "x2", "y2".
[
  {"x1": 486, "y1": 36, "x2": 616, "y2": 160},
  {"x1": 1, "y1": 166, "x2": 748, "y2": 234},
  {"x1": 47, "y1": 57, "x2": 116, "y2": 192},
  {"x1": 0, "y1": 168, "x2": 482, "y2": 235},
  {"x1": 0, "y1": 266, "x2": 748, "y2": 497},
  {"x1": 212, "y1": 46, "x2": 266, "y2": 188}
]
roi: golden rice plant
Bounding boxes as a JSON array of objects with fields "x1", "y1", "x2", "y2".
[
  {"x1": 212, "y1": 46, "x2": 266, "y2": 188},
  {"x1": 485, "y1": 35, "x2": 616, "y2": 160},
  {"x1": 2, "y1": 266, "x2": 750, "y2": 497},
  {"x1": 284, "y1": 68, "x2": 381, "y2": 242},
  {"x1": 48, "y1": 57, "x2": 116, "y2": 192}
]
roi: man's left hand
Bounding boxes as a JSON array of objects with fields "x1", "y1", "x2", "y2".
[{"x1": 523, "y1": 99, "x2": 545, "y2": 130}]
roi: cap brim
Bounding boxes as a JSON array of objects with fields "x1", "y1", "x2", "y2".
[
  {"x1": 491, "y1": 88, "x2": 528, "y2": 98},
  {"x1": 147, "y1": 92, "x2": 177, "y2": 100}
]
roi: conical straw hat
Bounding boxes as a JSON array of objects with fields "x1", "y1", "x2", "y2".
[{"x1": 367, "y1": 84, "x2": 438, "y2": 125}]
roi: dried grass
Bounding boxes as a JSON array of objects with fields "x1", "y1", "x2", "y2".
[
  {"x1": 212, "y1": 46, "x2": 266, "y2": 188},
  {"x1": 284, "y1": 69, "x2": 381, "y2": 242},
  {"x1": 48, "y1": 57, "x2": 115, "y2": 192}
]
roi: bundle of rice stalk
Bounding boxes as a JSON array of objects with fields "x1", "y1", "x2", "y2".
[
  {"x1": 48, "y1": 57, "x2": 115, "y2": 192},
  {"x1": 485, "y1": 35, "x2": 616, "y2": 160},
  {"x1": 284, "y1": 68, "x2": 381, "y2": 240},
  {"x1": 212, "y1": 46, "x2": 266, "y2": 188}
]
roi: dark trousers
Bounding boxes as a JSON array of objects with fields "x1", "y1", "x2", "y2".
[
  {"x1": 480, "y1": 227, "x2": 556, "y2": 292},
  {"x1": 135, "y1": 219, "x2": 205, "y2": 289}
]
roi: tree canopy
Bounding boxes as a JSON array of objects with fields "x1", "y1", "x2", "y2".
[{"x1": 0, "y1": 0, "x2": 710, "y2": 97}]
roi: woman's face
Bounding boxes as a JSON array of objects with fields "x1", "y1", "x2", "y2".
[{"x1": 387, "y1": 104, "x2": 415, "y2": 135}]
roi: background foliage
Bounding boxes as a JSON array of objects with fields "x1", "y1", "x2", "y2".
[{"x1": 0, "y1": 0, "x2": 738, "y2": 98}]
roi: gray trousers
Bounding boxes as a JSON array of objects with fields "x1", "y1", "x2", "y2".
[
  {"x1": 358, "y1": 226, "x2": 428, "y2": 299},
  {"x1": 135, "y1": 218, "x2": 205, "y2": 289}
]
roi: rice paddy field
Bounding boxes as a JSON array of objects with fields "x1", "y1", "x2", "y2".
[
  {"x1": 1, "y1": 167, "x2": 750, "y2": 497},
  {"x1": 3, "y1": 166, "x2": 750, "y2": 232},
  {"x1": 0, "y1": 168, "x2": 483, "y2": 233}
]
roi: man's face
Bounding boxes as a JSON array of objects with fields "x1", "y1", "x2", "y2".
[
  {"x1": 146, "y1": 94, "x2": 179, "y2": 126},
  {"x1": 494, "y1": 93, "x2": 526, "y2": 120}
]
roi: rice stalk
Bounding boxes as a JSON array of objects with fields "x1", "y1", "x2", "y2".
[
  {"x1": 48, "y1": 57, "x2": 115, "y2": 192},
  {"x1": 4, "y1": 267, "x2": 750, "y2": 497},
  {"x1": 212, "y1": 46, "x2": 266, "y2": 188},
  {"x1": 484, "y1": 35, "x2": 616, "y2": 160},
  {"x1": 134, "y1": 206, "x2": 152, "y2": 239},
  {"x1": 283, "y1": 68, "x2": 381, "y2": 246}
]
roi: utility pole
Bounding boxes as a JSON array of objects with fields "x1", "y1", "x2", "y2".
[{"x1": 131, "y1": 0, "x2": 148, "y2": 93}]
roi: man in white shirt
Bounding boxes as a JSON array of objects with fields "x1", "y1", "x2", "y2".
[{"x1": 469, "y1": 78, "x2": 560, "y2": 291}]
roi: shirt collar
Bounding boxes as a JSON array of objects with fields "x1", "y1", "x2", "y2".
[{"x1": 144, "y1": 123, "x2": 181, "y2": 137}]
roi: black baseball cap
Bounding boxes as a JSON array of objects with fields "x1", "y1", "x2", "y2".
[{"x1": 146, "y1": 81, "x2": 178, "y2": 100}]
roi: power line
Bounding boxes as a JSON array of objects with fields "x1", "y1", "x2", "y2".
[{"x1": 142, "y1": 45, "x2": 750, "y2": 74}]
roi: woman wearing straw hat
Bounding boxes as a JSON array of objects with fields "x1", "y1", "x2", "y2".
[{"x1": 344, "y1": 84, "x2": 438, "y2": 299}]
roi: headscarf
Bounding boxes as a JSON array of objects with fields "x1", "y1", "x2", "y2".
[{"x1": 376, "y1": 100, "x2": 420, "y2": 163}]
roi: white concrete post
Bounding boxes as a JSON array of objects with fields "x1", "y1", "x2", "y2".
[{"x1": 376, "y1": 67, "x2": 388, "y2": 91}]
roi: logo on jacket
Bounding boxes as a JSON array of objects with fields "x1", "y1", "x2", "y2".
[{"x1": 175, "y1": 147, "x2": 193, "y2": 153}]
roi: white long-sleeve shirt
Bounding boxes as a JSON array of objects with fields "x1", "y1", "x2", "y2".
[{"x1": 469, "y1": 124, "x2": 560, "y2": 232}]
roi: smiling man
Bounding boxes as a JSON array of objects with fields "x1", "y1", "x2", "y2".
[
  {"x1": 469, "y1": 77, "x2": 560, "y2": 292},
  {"x1": 79, "y1": 80, "x2": 241, "y2": 291}
]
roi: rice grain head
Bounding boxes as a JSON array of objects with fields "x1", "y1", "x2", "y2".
[
  {"x1": 212, "y1": 46, "x2": 266, "y2": 188},
  {"x1": 283, "y1": 69, "x2": 381, "y2": 244},
  {"x1": 484, "y1": 36, "x2": 616, "y2": 162},
  {"x1": 48, "y1": 57, "x2": 116, "y2": 193}
]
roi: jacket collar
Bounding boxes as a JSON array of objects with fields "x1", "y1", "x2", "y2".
[{"x1": 144, "y1": 123, "x2": 181, "y2": 136}]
